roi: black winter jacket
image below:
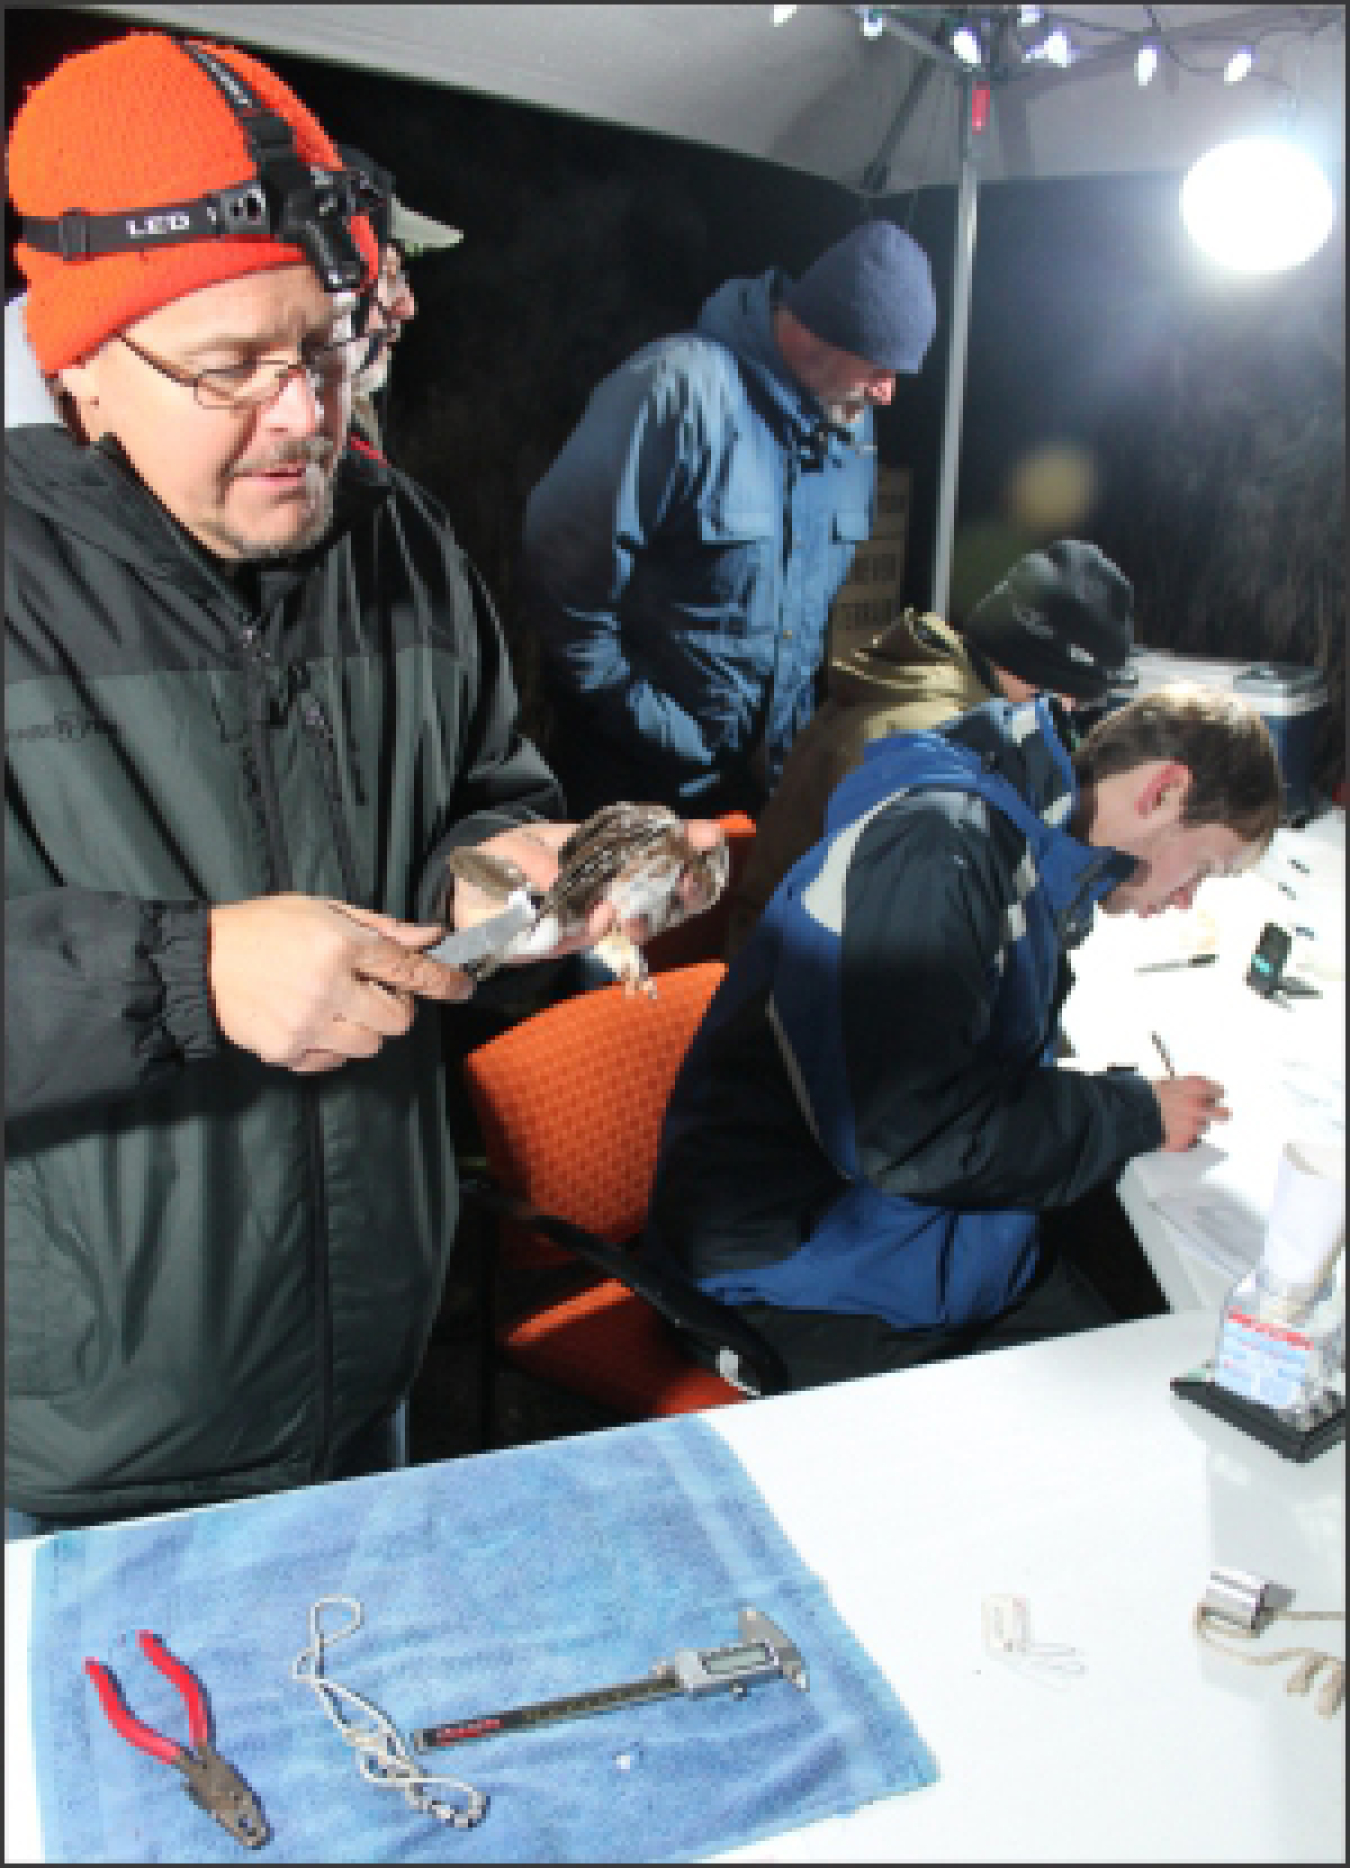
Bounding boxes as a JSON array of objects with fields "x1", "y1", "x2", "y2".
[{"x1": 5, "y1": 426, "x2": 562, "y2": 1518}]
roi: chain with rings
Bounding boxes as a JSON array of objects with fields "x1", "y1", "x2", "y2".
[{"x1": 292, "y1": 1595, "x2": 488, "y2": 1827}]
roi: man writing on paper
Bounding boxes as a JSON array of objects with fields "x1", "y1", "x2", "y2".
[
  {"x1": 5, "y1": 30, "x2": 718, "y2": 1536},
  {"x1": 644, "y1": 688, "x2": 1282, "y2": 1388}
]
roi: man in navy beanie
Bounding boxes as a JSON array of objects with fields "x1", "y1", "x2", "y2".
[{"x1": 524, "y1": 220, "x2": 938, "y2": 817}]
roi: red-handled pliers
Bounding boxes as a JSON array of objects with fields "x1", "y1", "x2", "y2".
[{"x1": 84, "y1": 1631, "x2": 268, "y2": 1849}]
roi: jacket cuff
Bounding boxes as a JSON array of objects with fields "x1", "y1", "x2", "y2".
[
  {"x1": 1110, "y1": 1070, "x2": 1167, "y2": 1156},
  {"x1": 145, "y1": 902, "x2": 221, "y2": 1062}
]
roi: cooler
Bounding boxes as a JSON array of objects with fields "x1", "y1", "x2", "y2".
[
  {"x1": 1106, "y1": 649, "x2": 1328, "y2": 824},
  {"x1": 1233, "y1": 662, "x2": 1328, "y2": 825}
]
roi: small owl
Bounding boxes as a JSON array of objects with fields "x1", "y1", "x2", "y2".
[{"x1": 444, "y1": 803, "x2": 730, "y2": 996}]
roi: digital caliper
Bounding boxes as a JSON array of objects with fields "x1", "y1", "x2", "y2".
[{"x1": 411, "y1": 1606, "x2": 807, "y2": 1752}]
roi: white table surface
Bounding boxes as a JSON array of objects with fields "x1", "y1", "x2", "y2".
[
  {"x1": 7, "y1": 1312, "x2": 1345, "y2": 1864},
  {"x1": 1061, "y1": 808, "x2": 1345, "y2": 1313}
]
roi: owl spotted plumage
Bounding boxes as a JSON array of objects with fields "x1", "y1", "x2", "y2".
[{"x1": 443, "y1": 803, "x2": 730, "y2": 995}]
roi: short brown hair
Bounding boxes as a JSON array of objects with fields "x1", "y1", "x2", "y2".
[{"x1": 1073, "y1": 683, "x2": 1282, "y2": 847}]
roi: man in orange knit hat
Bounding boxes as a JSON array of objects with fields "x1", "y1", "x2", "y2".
[{"x1": 5, "y1": 29, "x2": 716, "y2": 1536}]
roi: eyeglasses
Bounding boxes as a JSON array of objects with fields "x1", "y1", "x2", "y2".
[{"x1": 118, "y1": 321, "x2": 388, "y2": 412}]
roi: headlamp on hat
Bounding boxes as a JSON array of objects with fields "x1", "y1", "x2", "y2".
[{"x1": 20, "y1": 39, "x2": 383, "y2": 295}]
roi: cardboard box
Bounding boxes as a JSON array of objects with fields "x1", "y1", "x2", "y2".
[
  {"x1": 828, "y1": 466, "x2": 910, "y2": 666},
  {"x1": 841, "y1": 535, "x2": 906, "y2": 591},
  {"x1": 872, "y1": 464, "x2": 911, "y2": 540}
]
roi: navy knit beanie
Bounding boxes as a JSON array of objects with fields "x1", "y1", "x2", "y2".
[
  {"x1": 962, "y1": 540, "x2": 1135, "y2": 703},
  {"x1": 784, "y1": 220, "x2": 937, "y2": 373}
]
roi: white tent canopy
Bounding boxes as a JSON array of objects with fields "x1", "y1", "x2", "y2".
[
  {"x1": 63, "y1": 3, "x2": 1347, "y2": 605},
  {"x1": 79, "y1": 4, "x2": 1346, "y2": 188}
]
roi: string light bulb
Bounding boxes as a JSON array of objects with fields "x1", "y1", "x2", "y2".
[
  {"x1": 771, "y1": 4, "x2": 798, "y2": 24},
  {"x1": 951, "y1": 24, "x2": 983, "y2": 66},
  {"x1": 1135, "y1": 42, "x2": 1158, "y2": 87},
  {"x1": 1042, "y1": 27, "x2": 1071, "y2": 67},
  {"x1": 859, "y1": 8, "x2": 886, "y2": 41},
  {"x1": 1223, "y1": 47, "x2": 1254, "y2": 84}
]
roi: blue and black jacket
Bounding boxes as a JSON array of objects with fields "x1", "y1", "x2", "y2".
[
  {"x1": 522, "y1": 268, "x2": 876, "y2": 816},
  {"x1": 644, "y1": 698, "x2": 1163, "y2": 1332}
]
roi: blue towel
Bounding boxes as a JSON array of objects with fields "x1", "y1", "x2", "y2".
[{"x1": 29, "y1": 1414, "x2": 936, "y2": 1862}]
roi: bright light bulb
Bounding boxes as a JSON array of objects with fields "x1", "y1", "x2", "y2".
[
  {"x1": 1224, "y1": 47, "x2": 1253, "y2": 84},
  {"x1": 952, "y1": 25, "x2": 982, "y2": 65},
  {"x1": 859, "y1": 8, "x2": 886, "y2": 40},
  {"x1": 1135, "y1": 43, "x2": 1158, "y2": 87},
  {"x1": 1181, "y1": 137, "x2": 1336, "y2": 273},
  {"x1": 1018, "y1": 5, "x2": 1043, "y2": 23},
  {"x1": 1043, "y1": 27, "x2": 1071, "y2": 66},
  {"x1": 772, "y1": 3, "x2": 798, "y2": 23}
]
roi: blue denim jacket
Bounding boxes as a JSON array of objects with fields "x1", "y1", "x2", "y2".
[{"x1": 523, "y1": 269, "x2": 876, "y2": 813}]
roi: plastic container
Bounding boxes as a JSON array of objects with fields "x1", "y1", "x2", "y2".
[
  {"x1": 1213, "y1": 1257, "x2": 1344, "y2": 1431},
  {"x1": 1213, "y1": 1139, "x2": 1345, "y2": 1429},
  {"x1": 1232, "y1": 662, "x2": 1327, "y2": 824},
  {"x1": 1105, "y1": 651, "x2": 1328, "y2": 824}
]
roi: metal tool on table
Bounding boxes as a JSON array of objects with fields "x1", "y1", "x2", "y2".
[
  {"x1": 412, "y1": 1605, "x2": 807, "y2": 1752},
  {"x1": 84, "y1": 1630, "x2": 268, "y2": 1848}
]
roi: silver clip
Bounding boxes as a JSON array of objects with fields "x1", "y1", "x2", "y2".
[{"x1": 1201, "y1": 1567, "x2": 1275, "y2": 1633}]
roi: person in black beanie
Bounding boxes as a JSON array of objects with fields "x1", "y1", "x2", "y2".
[
  {"x1": 523, "y1": 219, "x2": 938, "y2": 818},
  {"x1": 725, "y1": 539, "x2": 1135, "y2": 954},
  {"x1": 961, "y1": 540, "x2": 1134, "y2": 709}
]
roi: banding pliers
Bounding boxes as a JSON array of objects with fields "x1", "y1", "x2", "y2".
[{"x1": 84, "y1": 1630, "x2": 268, "y2": 1848}]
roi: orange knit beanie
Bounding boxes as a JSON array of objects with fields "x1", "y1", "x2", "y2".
[{"x1": 9, "y1": 31, "x2": 378, "y2": 374}]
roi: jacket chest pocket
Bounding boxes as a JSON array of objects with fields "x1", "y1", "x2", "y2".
[
  {"x1": 828, "y1": 505, "x2": 872, "y2": 580},
  {"x1": 688, "y1": 505, "x2": 775, "y2": 624},
  {"x1": 833, "y1": 508, "x2": 870, "y2": 546}
]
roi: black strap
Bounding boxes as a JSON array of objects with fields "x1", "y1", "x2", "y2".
[
  {"x1": 464, "y1": 1179, "x2": 790, "y2": 1398},
  {"x1": 21, "y1": 191, "x2": 264, "y2": 261},
  {"x1": 178, "y1": 40, "x2": 322, "y2": 246}
]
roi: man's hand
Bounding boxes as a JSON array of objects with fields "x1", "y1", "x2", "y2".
[
  {"x1": 449, "y1": 817, "x2": 725, "y2": 959},
  {"x1": 209, "y1": 895, "x2": 473, "y2": 1075},
  {"x1": 1154, "y1": 1074, "x2": 1231, "y2": 1151}
]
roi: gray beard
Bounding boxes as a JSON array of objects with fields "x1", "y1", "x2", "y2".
[
  {"x1": 231, "y1": 478, "x2": 336, "y2": 563},
  {"x1": 821, "y1": 398, "x2": 866, "y2": 431}
]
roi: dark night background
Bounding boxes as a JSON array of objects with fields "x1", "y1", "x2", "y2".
[{"x1": 6, "y1": 7, "x2": 1345, "y2": 793}]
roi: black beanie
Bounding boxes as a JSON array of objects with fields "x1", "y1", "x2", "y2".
[
  {"x1": 961, "y1": 540, "x2": 1134, "y2": 703},
  {"x1": 783, "y1": 220, "x2": 937, "y2": 374}
]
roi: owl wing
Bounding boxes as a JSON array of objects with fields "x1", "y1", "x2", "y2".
[{"x1": 540, "y1": 803, "x2": 682, "y2": 921}]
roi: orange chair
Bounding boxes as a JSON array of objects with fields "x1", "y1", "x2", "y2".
[
  {"x1": 461, "y1": 959, "x2": 787, "y2": 1446},
  {"x1": 641, "y1": 811, "x2": 756, "y2": 974}
]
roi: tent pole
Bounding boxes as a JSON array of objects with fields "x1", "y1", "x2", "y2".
[{"x1": 931, "y1": 78, "x2": 979, "y2": 619}]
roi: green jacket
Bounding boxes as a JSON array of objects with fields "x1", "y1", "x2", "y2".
[
  {"x1": 726, "y1": 611, "x2": 994, "y2": 953},
  {"x1": 5, "y1": 426, "x2": 562, "y2": 1519}
]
